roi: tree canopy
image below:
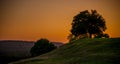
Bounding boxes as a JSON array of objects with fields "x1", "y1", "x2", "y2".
[{"x1": 70, "y1": 10, "x2": 108, "y2": 40}]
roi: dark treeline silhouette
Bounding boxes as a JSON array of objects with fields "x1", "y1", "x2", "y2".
[{"x1": 68, "y1": 10, "x2": 109, "y2": 42}]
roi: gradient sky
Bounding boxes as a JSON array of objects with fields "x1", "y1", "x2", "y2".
[{"x1": 0, "y1": 0, "x2": 120, "y2": 43}]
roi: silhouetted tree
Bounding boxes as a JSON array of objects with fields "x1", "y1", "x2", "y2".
[
  {"x1": 70, "y1": 10, "x2": 107, "y2": 39},
  {"x1": 30, "y1": 38, "x2": 56, "y2": 57}
]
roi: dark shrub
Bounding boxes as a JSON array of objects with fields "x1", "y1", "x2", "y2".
[
  {"x1": 30, "y1": 38, "x2": 56, "y2": 56},
  {"x1": 95, "y1": 33, "x2": 109, "y2": 38},
  {"x1": 103, "y1": 34, "x2": 109, "y2": 38}
]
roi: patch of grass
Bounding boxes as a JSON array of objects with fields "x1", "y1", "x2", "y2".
[{"x1": 10, "y1": 38, "x2": 120, "y2": 64}]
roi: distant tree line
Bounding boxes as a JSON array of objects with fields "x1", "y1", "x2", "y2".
[{"x1": 68, "y1": 10, "x2": 109, "y2": 42}]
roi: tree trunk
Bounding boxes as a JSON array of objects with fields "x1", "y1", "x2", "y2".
[{"x1": 90, "y1": 34, "x2": 92, "y2": 38}]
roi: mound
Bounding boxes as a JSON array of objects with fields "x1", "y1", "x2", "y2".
[{"x1": 10, "y1": 38, "x2": 120, "y2": 64}]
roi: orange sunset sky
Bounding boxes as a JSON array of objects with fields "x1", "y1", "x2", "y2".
[{"x1": 0, "y1": 0, "x2": 120, "y2": 43}]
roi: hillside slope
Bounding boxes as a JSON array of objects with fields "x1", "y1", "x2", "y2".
[{"x1": 10, "y1": 38, "x2": 120, "y2": 64}]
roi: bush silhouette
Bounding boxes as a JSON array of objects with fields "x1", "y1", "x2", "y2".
[
  {"x1": 95, "y1": 33, "x2": 109, "y2": 38},
  {"x1": 30, "y1": 38, "x2": 56, "y2": 57}
]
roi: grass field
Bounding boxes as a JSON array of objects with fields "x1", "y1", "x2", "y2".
[{"x1": 10, "y1": 38, "x2": 120, "y2": 64}]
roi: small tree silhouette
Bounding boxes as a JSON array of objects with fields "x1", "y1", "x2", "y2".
[
  {"x1": 70, "y1": 10, "x2": 108, "y2": 39},
  {"x1": 30, "y1": 38, "x2": 56, "y2": 57}
]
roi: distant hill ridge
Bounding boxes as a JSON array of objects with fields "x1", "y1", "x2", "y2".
[
  {"x1": 0, "y1": 40, "x2": 34, "y2": 43},
  {"x1": 0, "y1": 40, "x2": 64, "y2": 47},
  {"x1": 0, "y1": 40, "x2": 64, "y2": 57},
  {"x1": 0, "y1": 40, "x2": 34, "y2": 57},
  {"x1": 0, "y1": 40, "x2": 64, "y2": 64}
]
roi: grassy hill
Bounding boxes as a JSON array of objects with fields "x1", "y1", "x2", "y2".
[{"x1": 10, "y1": 38, "x2": 120, "y2": 64}]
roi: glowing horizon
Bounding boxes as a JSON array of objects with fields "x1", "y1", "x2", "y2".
[{"x1": 0, "y1": 0, "x2": 120, "y2": 43}]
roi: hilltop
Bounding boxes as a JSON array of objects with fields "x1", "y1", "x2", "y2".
[{"x1": 10, "y1": 38, "x2": 120, "y2": 64}]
